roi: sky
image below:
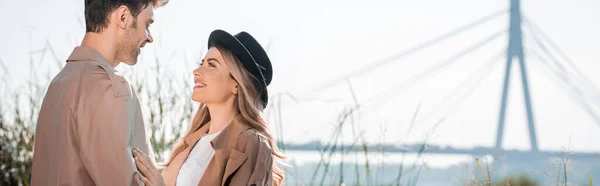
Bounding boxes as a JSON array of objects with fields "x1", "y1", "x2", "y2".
[{"x1": 1, "y1": 0, "x2": 599, "y2": 153}]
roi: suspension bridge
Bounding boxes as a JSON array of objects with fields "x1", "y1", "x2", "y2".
[{"x1": 269, "y1": 0, "x2": 600, "y2": 160}]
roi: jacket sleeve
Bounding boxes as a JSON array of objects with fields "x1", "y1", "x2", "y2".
[
  {"x1": 129, "y1": 85, "x2": 156, "y2": 165},
  {"x1": 234, "y1": 130, "x2": 274, "y2": 186},
  {"x1": 76, "y1": 64, "x2": 143, "y2": 186}
]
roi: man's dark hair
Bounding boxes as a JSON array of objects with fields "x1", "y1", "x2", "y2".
[{"x1": 85, "y1": 0, "x2": 168, "y2": 33}]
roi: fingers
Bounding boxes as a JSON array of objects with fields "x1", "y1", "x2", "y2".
[
  {"x1": 133, "y1": 149, "x2": 154, "y2": 170},
  {"x1": 135, "y1": 157, "x2": 151, "y2": 178},
  {"x1": 139, "y1": 174, "x2": 152, "y2": 185},
  {"x1": 133, "y1": 148, "x2": 160, "y2": 186},
  {"x1": 140, "y1": 149, "x2": 154, "y2": 165},
  {"x1": 135, "y1": 149, "x2": 152, "y2": 164}
]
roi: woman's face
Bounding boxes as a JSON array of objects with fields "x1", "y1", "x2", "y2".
[{"x1": 192, "y1": 47, "x2": 238, "y2": 104}]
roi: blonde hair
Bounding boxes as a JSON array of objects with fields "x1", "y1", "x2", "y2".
[{"x1": 164, "y1": 45, "x2": 285, "y2": 185}]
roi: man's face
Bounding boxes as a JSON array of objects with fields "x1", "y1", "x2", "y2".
[{"x1": 117, "y1": 4, "x2": 154, "y2": 66}]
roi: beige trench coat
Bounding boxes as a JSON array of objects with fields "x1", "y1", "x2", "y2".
[{"x1": 161, "y1": 115, "x2": 274, "y2": 186}]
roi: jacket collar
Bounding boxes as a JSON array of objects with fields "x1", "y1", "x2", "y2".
[
  {"x1": 67, "y1": 46, "x2": 115, "y2": 72},
  {"x1": 66, "y1": 46, "x2": 131, "y2": 97},
  {"x1": 183, "y1": 115, "x2": 250, "y2": 150},
  {"x1": 165, "y1": 115, "x2": 251, "y2": 186}
]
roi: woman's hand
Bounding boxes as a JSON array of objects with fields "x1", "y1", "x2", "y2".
[{"x1": 133, "y1": 148, "x2": 166, "y2": 186}]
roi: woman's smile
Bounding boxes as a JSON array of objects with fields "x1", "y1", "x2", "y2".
[{"x1": 194, "y1": 79, "x2": 207, "y2": 89}]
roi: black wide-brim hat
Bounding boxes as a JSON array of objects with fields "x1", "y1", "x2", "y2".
[{"x1": 207, "y1": 29, "x2": 272, "y2": 108}]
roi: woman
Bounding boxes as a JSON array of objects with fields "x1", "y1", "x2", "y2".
[{"x1": 132, "y1": 29, "x2": 285, "y2": 186}]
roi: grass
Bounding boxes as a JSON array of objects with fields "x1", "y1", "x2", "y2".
[{"x1": 0, "y1": 97, "x2": 35, "y2": 186}]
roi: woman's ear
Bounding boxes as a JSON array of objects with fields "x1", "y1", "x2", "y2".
[{"x1": 232, "y1": 84, "x2": 239, "y2": 95}]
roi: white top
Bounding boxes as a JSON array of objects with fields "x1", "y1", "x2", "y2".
[{"x1": 176, "y1": 131, "x2": 221, "y2": 186}]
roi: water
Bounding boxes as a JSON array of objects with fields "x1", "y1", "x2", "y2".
[{"x1": 281, "y1": 150, "x2": 600, "y2": 185}]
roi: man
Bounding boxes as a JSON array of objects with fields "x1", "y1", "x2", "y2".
[{"x1": 31, "y1": 0, "x2": 168, "y2": 185}]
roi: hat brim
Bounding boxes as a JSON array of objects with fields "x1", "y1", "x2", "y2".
[{"x1": 207, "y1": 30, "x2": 269, "y2": 108}]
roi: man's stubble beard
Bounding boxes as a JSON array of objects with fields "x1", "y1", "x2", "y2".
[{"x1": 117, "y1": 25, "x2": 140, "y2": 66}]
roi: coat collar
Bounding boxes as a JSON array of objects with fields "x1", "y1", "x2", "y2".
[
  {"x1": 183, "y1": 115, "x2": 251, "y2": 150},
  {"x1": 66, "y1": 46, "x2": 130, "y2": 97},
  {"x1": 167, "y1": 115, "x2": 251, "y2": 186},
  {"x1": 67, "y1": 46, "x2": 115, "y2": 71}
]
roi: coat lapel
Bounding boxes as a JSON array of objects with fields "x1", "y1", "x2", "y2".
[
  {"x1": 162, "y1": 123, "x2": 211, "y2": 186},
  {"x1": 220, "y1": 149, "x2": 247, "y2": 186},
  {"x1": 164, "y1": 115, "x2": 251, "y2": 186},
  {"x1": 197, "y1": 116, "x2": 251, "y2": 186}
]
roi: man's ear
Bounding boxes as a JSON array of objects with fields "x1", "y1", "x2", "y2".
[{"x1": 114, "y1": 5, "x2": 130, "y2": 29}]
